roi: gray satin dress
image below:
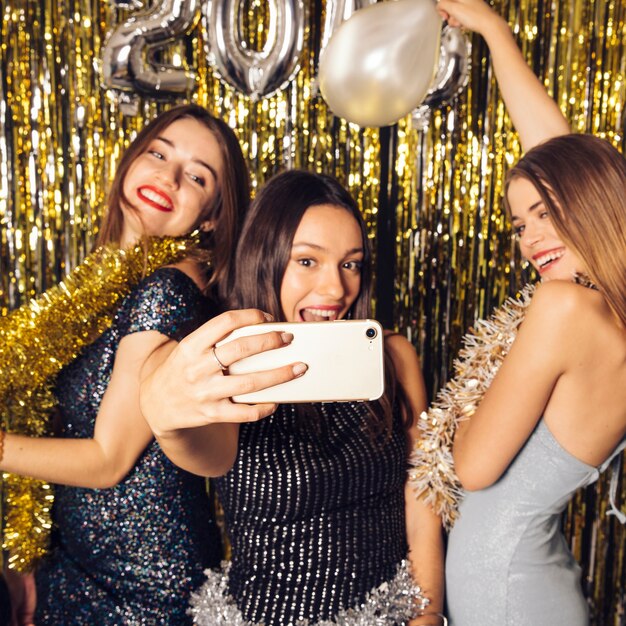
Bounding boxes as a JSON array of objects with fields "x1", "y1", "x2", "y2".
[{"x1": 446, "y1": 418, "x2": 626, "y2": 626}]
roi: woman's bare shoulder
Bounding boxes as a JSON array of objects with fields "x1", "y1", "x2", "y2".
[{"x1": 530, "y1": 281, "x2": 625, "y2": 360}]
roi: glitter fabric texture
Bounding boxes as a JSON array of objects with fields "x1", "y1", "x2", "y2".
[
  {"x1": 0, "y1": 234, "x2": 198, "y2": 571},
  {"x1": 194, "y1": 402, "x2": 427, "y2": 625},
  {"x1": 446, "y1": 421, "x2": 626, "y2": 626},
  {"x1": 34, "y1": 268, "x2": 222, "y2": 624}
]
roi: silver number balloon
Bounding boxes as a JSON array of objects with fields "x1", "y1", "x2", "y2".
[
  {"x1": 423, "y1": 26, "x2": 470, "y2": 107},
  {"x1": 319, "y1": 0, "x2": 376, "y2": 58},
  {"x1": 203, "y1": 0, "x2": 306, "y2": 100},
  {"x1": 412, "y1": 26, "x2": 471, "y2": 129},
  {"x1": 102, "y1": 0, "x2": 201, "y2": 97},
  {"x1": 109, "y1": 0, "x2": 145, "y2": 10}
]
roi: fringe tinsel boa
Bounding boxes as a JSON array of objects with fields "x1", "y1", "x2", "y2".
[
  {"x1": 189, "y1": 560, "x2": 430, "y2": 625},
  {"x1": 0, "y1": 234, "x2": 199, "y2": 571},
  {"x1": 408, "y1": 284, "x2": 536, "y2": 530}
]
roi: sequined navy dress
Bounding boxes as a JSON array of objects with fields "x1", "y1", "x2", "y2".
[
  {"x1": 191, "y1": 402, "x2": 425, "y2": 626},
  {"x1": 35, "y1": 268, "x2": 222, "y2": 626}
]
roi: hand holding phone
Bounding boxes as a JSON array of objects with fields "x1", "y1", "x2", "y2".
[{"x1": 217, "y1": 319, "x2": 385, "y2": 404}]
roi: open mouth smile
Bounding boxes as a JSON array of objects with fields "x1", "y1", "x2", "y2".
[
  {"x1": 137, "y1": 186, "x2": 174, "y2": 212},
  {"x1": 300, "y1": 307, "x2": 341, "y2": 322},
  {"x1": 532, "y1": 248, "x2": 565, "y2": 273}
]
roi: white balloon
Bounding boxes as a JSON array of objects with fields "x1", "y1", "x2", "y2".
[
  {"x1": 319, "y1": 0, "x2": 376, "y2": 58},
  {"x1": 318, "y1": 0, "x2": 442, "y2": 127}
]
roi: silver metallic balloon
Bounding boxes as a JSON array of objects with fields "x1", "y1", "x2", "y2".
[
  {"x1": 318, "y1": 0, "x2": 442, "y2": 127},
  {"x1": 423, "y1": 26, "x2": 470, "y2": 108},
  {"x1": 109, "y1": 0, "x2": 144, "y2": 10},
  {"x1": 412, "y1": 26, "x2": 471, "y2": 130},
  {"x1": 102, "y1": 0, "x2": 201, "y2": 98},
  {"x1": 203, "y1": 0, "x2": 306, "y2": 101}
]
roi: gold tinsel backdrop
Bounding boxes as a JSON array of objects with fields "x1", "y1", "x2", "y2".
[{"x1": 0, "y1": 0, "x2": 624, "y2": 622}]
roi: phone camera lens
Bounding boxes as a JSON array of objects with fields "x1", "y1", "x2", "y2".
[{"x1": 365, "y1": 327, "x2": 377, "y2": 339}]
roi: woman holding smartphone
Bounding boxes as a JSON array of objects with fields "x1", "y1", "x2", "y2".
[{"x1": 141, "y1": 170, "x2": 445, "y2": 625}]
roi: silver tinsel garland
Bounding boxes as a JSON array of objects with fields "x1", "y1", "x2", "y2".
[
  {"x1": 188, "y1": 560, "x2": 429, "y2": 625},
  {"x1": 407, "y1": 284, "x2": 536, "y2": 530}
]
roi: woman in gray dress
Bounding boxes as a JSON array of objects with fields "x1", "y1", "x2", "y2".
[
  {"x1": 433, "y1": 2, "x2": 626, "y2": 624},
  {"x1": 445, "y1": 133, "x2": 626, "y2": 626}
]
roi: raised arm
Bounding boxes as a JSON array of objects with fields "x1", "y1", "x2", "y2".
[
  {"x1": 437, "y1": 0, "x2": 570, "y2": 151},
  {"x1": 0, "y1": 329, "x2": 168, "y2": 489},
  {"x1": 140, "y1": 309, "x2": 306, "y2": 477},
  {"x1": 386, "y1": 334, "x2": 445, "y2": 624}
]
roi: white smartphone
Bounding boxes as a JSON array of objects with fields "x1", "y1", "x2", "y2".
[{"x1": 217, "y1": 319, "x2": 385, "y2": 404}]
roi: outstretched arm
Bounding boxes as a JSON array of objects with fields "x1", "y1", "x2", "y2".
[
  {"x1": 386, "y1": 334, "x2": 445, "y2": 624},
  {"x1": 0, "y1": 329, "x2": 169, "y2": 489},
  {"x1": 140, "y1": 308, "x2": 306, "y2": 477},
  {"x1": 437, "y1": 0, "x2": 570, "y2": 151}
]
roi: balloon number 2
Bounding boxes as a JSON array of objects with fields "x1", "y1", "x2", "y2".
[{"x1": 102, "y1": 0, "x2": 202, "y2": 104}]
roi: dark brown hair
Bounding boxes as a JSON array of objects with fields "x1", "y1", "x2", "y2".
[
  {"x1": 97, "y1": 104, "x2": 250, "y2": 300},
  {"x1": 231, "y1": 169, "x2": 371, "y2": 318},
  {"x1": 231, "y1": 169, "x2": 413, "y2": 434},
  {"x1": 505, "y1": 134, "x2": 626, "y2": 326}
]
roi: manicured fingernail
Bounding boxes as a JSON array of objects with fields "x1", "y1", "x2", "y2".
[
  {"x1": 263, "y1": 312, "x2": 274, "y2": 321},
  {"x1": 292, "y1": 363, "x2": 308, "y2": 377},
  {"x1": 281, "y1": 332, "x2": 294, "y2": 344}
]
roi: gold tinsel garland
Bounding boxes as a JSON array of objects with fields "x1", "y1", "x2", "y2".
[
  {"x1": 1, "y1": 234, "x2": 199, "y2": 572},
  {"x1": 408, "y1": 284, "x2": 535, "y2": 530}
]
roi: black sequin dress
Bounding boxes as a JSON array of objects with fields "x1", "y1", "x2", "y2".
[
  {"x1": 191, "y1": 402, "x2": 422, "y2": 626},
  {"x1": 35, "y1": 268, "x2": 222, "y2": 626}
]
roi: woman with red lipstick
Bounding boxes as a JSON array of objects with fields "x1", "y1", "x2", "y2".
[
  {"x1": 141, "y1": 170, "x2": 445, "y2": 625},
  {"x1": 1, "y1": 104, "x2": 252, "y2": 624}
]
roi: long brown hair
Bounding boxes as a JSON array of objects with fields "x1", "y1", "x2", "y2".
[
  {"x1": 505, "y1": 134, "x2": 626, "y2": 327},
  {"x1": 231, "y1": 169, "x2": 413, "y2": 434},
  {"x1": 97, "y1": 104, "x2": 250, "y2": 300}
]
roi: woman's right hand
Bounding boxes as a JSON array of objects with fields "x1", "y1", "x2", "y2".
[
  {"x1": 438, "y1": 0, "x2": 570, "y2": 149},
  {"x1": 140, "y1": 309, "x2": 305, "y2": 439}
]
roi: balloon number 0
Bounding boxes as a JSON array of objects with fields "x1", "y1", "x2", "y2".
[{"x1": 203, "y1": 0, "x2": 305, "y2": 101}]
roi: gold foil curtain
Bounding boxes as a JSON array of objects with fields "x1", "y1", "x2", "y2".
[{"x1": 0, "y1": 0, "x2": 624, "y2": 621}]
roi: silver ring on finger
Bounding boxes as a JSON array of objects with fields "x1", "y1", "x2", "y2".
[{"x1": 211, "y1": 346, "x2": 228, "y2": 372}]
